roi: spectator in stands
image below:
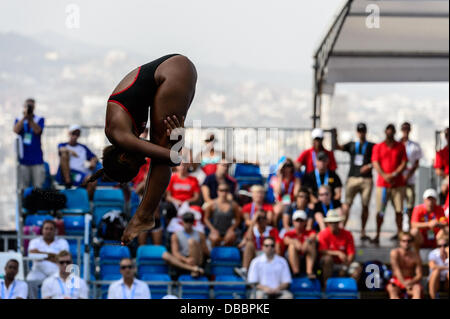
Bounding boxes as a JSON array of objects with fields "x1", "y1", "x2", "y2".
[
  {"x1": 203, "y1": 182, "x2": 241, "y2": 247},
  {"x1": 428, "y1": 236, "x2": 449, "y2": 299},
  {"x1": 107, "y1": 258, "x2": 151, "y2": 299},
  {"x1": 283, "y1": 210, "x2": 317, "y2": 279},
  {"x1": 248, "y1": 236, "x2": 293, "y2": 299},
  {"x1": 269, "y1": 158, "x2": 301, "y2": 227},
  {"x1": 0, "y1": 259, "x2": 28, "y2": 299},
  {"x1": 283, "y1": 188, "x2": 314, "y2": 234},
  {"x1": 400, "y1": 122, "x2": 424, "y2": 225},
  {"x1": 26, "y1": 220, "x2": 70, "y2": 299},
  {"x1": 242, "y1": 185, "x2": 275, "y2": 229},
  {"x1": 13, "y1": 98, "x2": 46, "y2": 189},
  {"x1": 372, "y1": 123, "x2": 408, "y2": 244},
  {"x1": 201, "y1": 159, "x2": 237, "y2": 206},
  {"x1": 166, "y1": 161, "x2": 201, "y2": 207},
  {"x1": 131, "y1": 158, "x2": 151, "y2": 196},
  {"x1": 435, "y1": 128, "x2": 449, "y2": 203},
  {"x1": 411, "y1": 189, "x2": 447, "y2": 251},
  {"x1": 41, "y1": 250, "x2": 89, "y2": 299},
  {"x1": 318, "y1": 210, "x2": 361, "y2": 286},
  {"x1": 193, "y1": 133, "x2": 226, "y2": 177},
  {"x1": 236, "y1": 210, "x2": 281, "y2": 279},
  {"x1": 295, "y1": 128, "x2": 337, "y2": 174},
  {"x1": 302, "y1": 151, "x2": 342, "y2": 203},
  {"x1": 56, "y1": 124, "x2": 98, "y2": 199},
  {"x1": 171, "y1": 213, "x2": 209, "y2": 272},
  {"x1": 313, "y1": 185, "x2": 342, "y2": 231},
  {"x1": 387, "y1": 232, "x2": 423, "y2": 299},
  {"x1": 333, "y1": 123, "x2": 375, "y2": 240}
]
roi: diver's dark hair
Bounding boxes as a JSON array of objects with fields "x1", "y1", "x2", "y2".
[{"x1": 85, "y1": 145, "x2": 142, "y2": 184}]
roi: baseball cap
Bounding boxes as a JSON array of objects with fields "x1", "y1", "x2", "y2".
[
  {"x1": 423, "y1": 189, "x2": 438, "y2": 200},
  {"x1": 357, "y1": 123, "x2": 367, "y2": 132},
  {"x1": 182, "y1": 212, "x2": 195, "y2": 223},
  {"x1": 317, "y1": 151, "x2": 329, "y2": 162},
  {"x1": 323, "y1": 209, "x2": 344, "y2": 223},
  {"x1": 311, "y1": 128, "x2": 324, "y2": 140},
  {"x1": 292, "y1": 210, "x2": 308, "y2": 221},
  {"x1": 69, "y1": 124, "x2": 82, "y2": 133}
]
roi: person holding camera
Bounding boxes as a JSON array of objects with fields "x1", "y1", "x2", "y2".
[{"x1": 13, "y1": 98, "x2": 46, "y2": 189}]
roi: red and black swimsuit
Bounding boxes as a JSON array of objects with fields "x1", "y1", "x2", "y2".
[{"x1": 108, "y1": 54, "x2": 180, "y2": 135}]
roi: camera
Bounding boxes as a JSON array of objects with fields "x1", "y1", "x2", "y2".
[{"x1": 27, "y1": 103, "x2": 33, "y2": 115}]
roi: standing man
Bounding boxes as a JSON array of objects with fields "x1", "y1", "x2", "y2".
[
  {"x1": 371, "y1": 124, "x2": 408, "y2": 244},
  {"x1": 107, "y1": 258, "x2": 151, "y2": 299},
  {"x1": 333, "y1": 123, "x2": 375, "y2": 241},
  {"x1": 13, "y1": 98, "x2": 46, "y2": 189},
  {"x1": 435, "y1": 128, "x2": 449, "y2": 203},
  {"x1": 400, "y1": 122, "x2": 423, "y2": 227},
  {"x1": 0, "y1": 259, "x2": 28, "y2": 299}
]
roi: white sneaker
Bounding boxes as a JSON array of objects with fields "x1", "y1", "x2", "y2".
[{"x1": 234, "y1": 267, "x2": 247, "y2": 280}]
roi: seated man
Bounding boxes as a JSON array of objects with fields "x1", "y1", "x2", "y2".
[
  {"x1": 56, "y1": 124, "x2": 98, "y2": 198},
  {"x1": 248, "y1": 236, "x2": 293, "y2": 299},
  {"x1": 428, "y1": 236, "x2": 449, "y2": 299},
  {"x1": 171, "y1": 213, "x2": 209, "y2": 273},
  {"x1": 0, "y1": 259, "x2": 28, "y2": 299},
  {"x1": 302, "y1": 151, "x2": 342, "y2": 203},
  {"x1": 41, "y1": 250, "x2": 89, "y2": 299},
  {"x1": 283, "y1": 210, "x2": 317, "y2": 279},
  {"x1": 26, "y1": 220, "x2": 70, "y2": 299},
  {"x1": 283, "y1": 188, "x2": 314, "y2": 235},
  {"x1": 107, "y1": 258, "x2": 151, "y2": 299},
  {"x1": 235, "y1": 210, "x2": 281, "y2": 279},
  {"x1": 318, "y1": 210, "x2": 361, "y2": 286},
  {"x1": 313, "y1": 185, "x2": 343, "y2": 231},
  {"x1": 411, "y1": 189, "x2": 447, "y2": 251},
  {"x1": 166, "y1": 160, "x2": 201, "y2": 207},
  {"x1": 241, "y1": 185, "x2": 274, "y2": 230},
  {"x1": 201, "y1": 159, "x2": 237, "y2": 206},
  {"x1": 387, "y1": 232, "x2": 423, "y2": 299}
]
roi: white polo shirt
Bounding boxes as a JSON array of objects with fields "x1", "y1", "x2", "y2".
[
  {"x1": 0, "y1": 279, "x2": 28, "y2": 299},
  {"x1": 248, "y1": 254, "x2": 292, "y2": 289},
  {"x1": 428, "y1": 248, "x2": 449, "y2": 281},
  {"x1": 41, "y1": 273, "x2": 89, "y2": 299},
  {"x1": 28, "y1": 237, "x2": 70, "y2": 276},
  {"x1": 107, "y1": 278, "x2": 151, "y2": 299},
  {"x1": 403, "y1": 140, "x2": 423, "y2": 185}
]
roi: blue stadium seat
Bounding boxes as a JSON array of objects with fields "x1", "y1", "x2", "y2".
[
  {"x1": 325, "y1": 278, "x2": 359, "y2": 299},
  {"x1": 93, "y1": 189, "x2": 125, "y2": 207},
  {"x1": 24, "y1": 215, "x2": 53, "y2": 227},
  {"x1": 136, "y1": 245, "x2": 168, "y2": 277},
  {"x1": 178, "y1": 275, "x2": 210, "y2": 299},
  {"x1": 291, "y1": 277, "x2": 322, "y2": 299},
  {"x1": 60, "y1": 188, "x2": 90, "y2": 214},
  {"x1": 101, "y1": 274, "x2": 122, "y2": 299},
  {"x1": 41, "y1": 162, "x2": 53, "y2": 190},
  {"x1": 213, "y1": 275, "x2": 246, "y2": 299},
  {"x1": 233, "y1": 164, "x2": 264, "y2": 188},
  {"x1": 141, "y1": 273, "x2": 172, "y2": 299},
  {"x1": 210, "y1": 247, "x2": 241, "y2": 276},
  {"x1": 68, "y1": 239, "x2": 82, "y2": 262},
  {"x1": 99, "y1": 245, "x2": 131, "y2": 279},
  {"x1": 93, "y1": 206, "x2": 123, "y2": 227},
  {"x1": 63, "y1": 215, "x2": 85, "y2": 236}
]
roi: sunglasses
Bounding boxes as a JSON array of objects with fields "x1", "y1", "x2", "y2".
[
  {"x1": 319, "y1": 193, "x2": 330, "y2": 196},
  {"x1": 401, "y1": 239, "x2": 413, "y2": 243},
  {"x1": 439, "y1": 243, "x2": 449, "y2": 248},
  {"x1": 59, "y1": 260, "x2": 72, "y2": 265},
  {"x1": 264, "y1": 244, "x2": 275, "y2": 248},
  {"x1": 120, "y1": 265, "x2": 134, "y2": 270},
  {"x1": 218, "y1": 189, "x2": 229, "y2": 192},
  {"x1": 297, "y1": 194, "x2": 307, "y2": 198}
]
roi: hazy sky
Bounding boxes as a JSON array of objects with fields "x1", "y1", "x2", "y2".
[{"x1": 0, "y1": 0, "x2": 345, "y2": 73}]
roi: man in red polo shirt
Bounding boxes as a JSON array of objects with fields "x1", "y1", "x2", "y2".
[
  {"x1": 411, "y1": 189, "x2": 447, "y2": 251},
  {"x1": 241, "y1": 185, "x2": 274, "y2": 229},
  {"x1": 435, "y1": 128, "x2": 449, "y2": 203},
  {"x1": 166, "y1": 161, "x2": 201, "y2": 207},
  {"x1": 371, "y1": 124, "x2": 408, "y2": 244},
  {"x1": 318, "y1": 210, "x2": 361, "y2": 285},
  {"x1": 296, "y1": 128, "x2": 337, "y2": 174}
]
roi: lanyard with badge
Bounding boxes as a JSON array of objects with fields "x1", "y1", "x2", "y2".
[
  {"x1": 121, "y1": 282, "x2": 137, "y2": 299},
  {"x1": 322, "y1": 201, "x2": 334, "y2": 217},
  {"x1": 23, "y1": 120, "x2": 33, "y2": 146},
  {"x1": 281, "y1": 180, "x2": 294, "y2": 205},
  {"x1": 315, "y1": 169, "x2": 329, "y2": 189},
  {"x1": 354, "y1": 141, "x2": 368, "y2": 167},
  {"x1": 423, "y1": 209, "x2": 436, "y2": 241},
  {"x1": 57, "y1": 277, "x2": 75, "y2": 299},
  {"x1": 250, "y1": 203, "x2": 257, "y2": 219},
  {"x1": 1, "y1": 281, "x2": 16, "y2": 299}
]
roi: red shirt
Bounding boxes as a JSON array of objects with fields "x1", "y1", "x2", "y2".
[
  {"x1": 434, "y1": 145, "x2": 449, "y2": 176},
  {"x1": 242, "y1": 202, "x2": 274, "y2": 219},
  {"x1": 371, "y1": 141, "x2": 408, "y2": 188},
  {"x1": 282, "y1": 229, "x2": 316, "y2": 255},
  {"x1": 202, "y1": 163, "x2": 218, "y2": 176},
  {"x1": 132, "y1": 158, "x2": 150, "y2": 188},
  {"x1": 269, "y1": 176, "x2": 297, "y2": 202},
  {"x1": 296, "y1": 147, "x2": 337, "y2": 173},
  {"x1": 167, "y1": 173, "x2": 200, "y2": 202},
  {"x1": 252, "y1": 226, "x2": 281, "y2": 251},
  {"x1": 318, "y1": 227, "x2": 355, "y2": 264},
  {"x1": 411, "y1": 203, "x2": 447, "y2": 247}
]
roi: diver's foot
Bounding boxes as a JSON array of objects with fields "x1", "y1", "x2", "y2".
[{"x1": 121, "y1": 214, "x2": 155, "y2": 245}]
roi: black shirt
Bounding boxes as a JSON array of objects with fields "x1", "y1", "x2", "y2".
[
  {"x1": 313, "y1": 200, "x2": 342, "y2": 231},
  {"x1": 303, "y1": 170, "x2": 342, "y2": 198},
  {"x1": 343, "y1": 141, "x2": 375, "y2": 178}
]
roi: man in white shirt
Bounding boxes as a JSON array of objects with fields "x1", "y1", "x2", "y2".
[
  {"x1": 107, "y1": 258, "x2": 151, "y2": 299},
  {"x1": 248, "y1": 236, "x2": 293, "y2": 299},
  {"x1": 428, "y1": 237, "x2": 449, "y2": 299},
  {"x1": 0, "y1": 259, "x2": 28, "y2": 299},
  {"x1": 41, "y1": 250, "x2": 89, "y2": 299},
  {"x1": 401, "y1": 122, "x2": 423, "y2": 226},
  {"x1": 26, "y1": 220, "x2": 70, "y2": 299}
]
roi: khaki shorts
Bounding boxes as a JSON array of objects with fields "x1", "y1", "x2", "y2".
[
  {"x1": 18, "y1": 164, "x2": 46, "y2": 189},
  {"x1": 345, "y1": 177, "x2": 373, "y2": 207},
  {"x1": 376, "y1": 186, "x2": 405, "y2": 214},
  {"x1": 405, "y1": 185, "x2": 416, "y2": 210}
]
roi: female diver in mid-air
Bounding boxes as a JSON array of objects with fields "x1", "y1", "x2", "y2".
[{"x1": 87, "y1": 54, "x2": 197, "y2": 249}]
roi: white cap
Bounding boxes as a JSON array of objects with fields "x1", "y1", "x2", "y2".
[
  {"x1": 68, "y1": 124, "x2": 82, "y2": 133},
  {"x1": 423, "y1": 188, "x2": 438, "y2": 200},
  {"x1": 292, "y1": 210, "x2": 308, "y2": 221},
  {"x1": 311, "y1": 128, "x2": 324, "y2": 140},
  {"x1": 162, "y1": 295, "x2": 179, "y2": 299},
  {"x1": 324, "y1": 209, "x2": 344, "y2": 223}
]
